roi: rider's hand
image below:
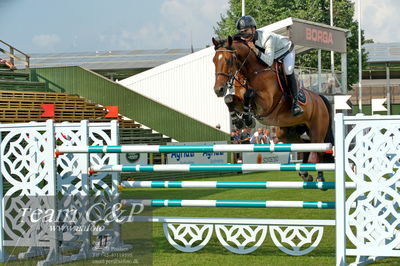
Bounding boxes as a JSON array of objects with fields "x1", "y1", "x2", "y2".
[
  {"x1": 247, "y1": 41, "x2": 255, "y2": 49},
  {"x1": 246, "y1": 41, "x2": 260, "y2": 57},
  {"x1": 240, "y1": 35, "x2": 252, "y2": 42}
]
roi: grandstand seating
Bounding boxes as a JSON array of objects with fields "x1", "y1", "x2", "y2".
[
  {"x1": 0, "y1": 62, "x2": 227, "y2": 177},
  {"x1": 0, "y1": 63, "x2": 171, "y2": 153}
]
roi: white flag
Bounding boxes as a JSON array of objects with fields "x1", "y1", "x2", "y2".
[
  {"x1": 371, "y1": 98, "x2": 387, "y2": 112},
  {"x1": 334, "y1": 95, "x2": 352, "y2": 111}
]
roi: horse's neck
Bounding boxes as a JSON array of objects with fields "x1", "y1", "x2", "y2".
[
  {"x1": 241, "y1": 59, "x2": 280, "y2": 95},
  {"x1": 234, "y1": 43, "x2": 283, "y2": 103},
  {"x1": 242, "y1": 60, "x2": 284, "y2": 115},
  {"x1": 236, "y1": 46, "x2": 275, "y2": 85}
]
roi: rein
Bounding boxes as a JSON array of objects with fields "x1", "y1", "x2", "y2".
[
  {"x1": 232, "y1": 42, "x2": 274, "y2": 82},
  {"x1": 214, "y1": 42, "x2": 274, "y2": 91},
  {"x1": 240, "y1": 42, "x2": 274, "y2": 78}
]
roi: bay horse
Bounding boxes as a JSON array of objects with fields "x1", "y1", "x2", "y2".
[{"x1": 212, "y1": 36, "x2": 334, "y2": 183}]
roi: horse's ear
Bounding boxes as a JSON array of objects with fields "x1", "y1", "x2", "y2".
[
  {"x1": 212, "y1": 37, "x2": 218, "y2": 48},
  {"x1": 228, "y1": 36, "x2": 233, "y2": 47}
]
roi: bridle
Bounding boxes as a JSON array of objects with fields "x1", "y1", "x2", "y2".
[
  {"x1": 214, "y1": 46, "x2": 251, "y2": 91},
  {"x1": 215, "y1": 49, "x2": 236, "y2": 78}
]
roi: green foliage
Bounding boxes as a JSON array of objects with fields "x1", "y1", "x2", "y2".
[{"x1": 214, "y1": 0, "x2": 370, "y2": 90}]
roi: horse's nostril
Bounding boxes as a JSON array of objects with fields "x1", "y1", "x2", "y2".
[{"x1": 214, "y1": 85, "x2": 226, "y2": 97}]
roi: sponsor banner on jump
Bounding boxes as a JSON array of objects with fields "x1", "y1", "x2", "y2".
[
  {"x1": 119, "y1": 145, "x2": 148, "y2": 165},
  {"x1": 167, "y1": 141, "x2": 228, "y2": 164},
  {"x1": 243, "y1": 151, "x2": 290, "y2": 164},
  {"x1": 242, "y1": 151, "x2": 290, "y2": 172}
]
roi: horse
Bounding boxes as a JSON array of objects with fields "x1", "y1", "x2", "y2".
[{"x1": 211, "y1": 36, "x2": 334, "y2": 183}]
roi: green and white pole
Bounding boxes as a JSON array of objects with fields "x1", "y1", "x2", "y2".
[
  {"x1": 56, "y1": 143, "x2": 332, "y2": 154},
  {"x1": 122, "y1": 199, "x2": 336, "y2": 209},
  {"x1": 90, "y1": 163, "x2": 335, "y2": 173},
  {"x1": 121, "y1": 181, "x2": 354, "y2": 190}
]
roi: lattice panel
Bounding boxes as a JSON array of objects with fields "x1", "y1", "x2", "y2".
[
  {"x1": 163, "y1": 223, "x2": 324, "y2": 255},
  {"x1": 1, "y1": 126, "x2": 55, "y2": 246},
  {"x1": 55, "y1": 123, "x2": 119, "y2": 249},
  {"x1": 344, "y1": 119, "x2": 400, "y2": 254}
]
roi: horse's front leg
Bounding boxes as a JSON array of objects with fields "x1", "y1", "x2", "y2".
[
  {"x1": 224, "y1": 94, "x2": 244, "y2": 129},
  {"x1": 243, "y1": 88, "x2": 256, "y2": 128},
  {"x1": 278, "y1": 126, "x2": 314, "y2": 182}
]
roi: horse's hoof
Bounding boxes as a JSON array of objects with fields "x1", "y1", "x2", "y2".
[
  {"x1": 300, "y1": 174, "x2": 313, "y2": 182},
  {"x1": 234, "y1": 119, "x2": 245, "y2": 130},
  {"x1": 317, "y1": 176, "x2": 327, "y2": 191},
  {"x1": 245, "y1": 118, "x2": 256, "y2": 128}
]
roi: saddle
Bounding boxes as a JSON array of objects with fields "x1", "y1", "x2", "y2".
[{"x1": 273, "y1": 61, "x2": 306, "y2": 105}]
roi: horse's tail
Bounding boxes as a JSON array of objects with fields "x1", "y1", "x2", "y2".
[{"x1": 320, "y1": 94, "x2": 334, "y2": 163}]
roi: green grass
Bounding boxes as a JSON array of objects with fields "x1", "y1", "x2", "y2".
[
  {"x1": 133, "y1": 171, "x2": 337, "y2": 266},
  {"x1": 351, "y1": 104, "x2": 400, "y2": 115},
  {"x1": 3, "y1": 172, "x2": 400, "y2": 265}
]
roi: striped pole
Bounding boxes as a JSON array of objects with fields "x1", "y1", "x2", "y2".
[
  {"x1": 56, "y1": 143, "x2": 332, "y2": 153},
  {"x1": 90, "y1": 163, "x2": 335, "y2": 173},
  {"x1": 126, "y1": 216, "x2": 336, "y2": 226},
  {"x1": 121, "y1": 199, "x2": 335, "y2": 209},
  {"x1": 120, "y1": 181, "x2": 356, "y2": 190}
]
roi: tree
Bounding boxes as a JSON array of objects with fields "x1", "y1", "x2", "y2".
[{"x1": 214, "y1": 0, "x2": 369, "y2": 90}]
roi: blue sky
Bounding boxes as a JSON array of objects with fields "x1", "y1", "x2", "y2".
[
  {"x1": 0, "y1": 0, "x2": 229, "y2": 53},
  {"x1": 353, "y1": 0, "x2": 400, "y2": 44},
  {"x1": 0, "y1": 0, "x2": 398, "y2": 54}
]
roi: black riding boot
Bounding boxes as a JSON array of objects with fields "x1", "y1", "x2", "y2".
[{"x1": 287, "y1": 73, "x2": 304, "y2": 117}]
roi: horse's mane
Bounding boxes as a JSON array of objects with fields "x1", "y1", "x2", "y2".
[
  {"x1": 212, "y1": 34, "x2": 248, "y2": 50},
  {"x1": 233, "y1": 34, "x2": 251, "y2": 46},
  {"x1": 231, "y1": 34, "x2": 251, "y2": 51},
  {"x1": 232, "y1": 34, "x2": 245, "y2": 42}
]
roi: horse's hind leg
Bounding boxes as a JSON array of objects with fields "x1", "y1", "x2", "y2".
[
  {"x1": 301, "y1": 143, "x2": 325, "y2": 185},
  {"x1": 279, "y1": 126, "x2": 313, "y2": 182},
  {"x1": 299, "y1": 151, "x2": 313, "y2": 181},
  {"x1": 308, "y1": 118, "x2": 330, "y2": 189},
  {"x1": 317, "y1": 171, "x2": 325, "y2": 182},
  {"x1": 224, "y1": 94, "x2": 244, "y2": 129}
]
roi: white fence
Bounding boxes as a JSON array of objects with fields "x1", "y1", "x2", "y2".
[{"x1": 118, "y1": 47, "x2": 231, "y2": 133}]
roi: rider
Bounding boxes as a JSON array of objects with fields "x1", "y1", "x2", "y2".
[{"x1": 236, "y1": 16, "x2": 304, "y2": 117}]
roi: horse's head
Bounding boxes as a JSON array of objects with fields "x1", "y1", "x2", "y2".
[{"x1": 212, "y1": 36, "x2": 237, "y2": 97}]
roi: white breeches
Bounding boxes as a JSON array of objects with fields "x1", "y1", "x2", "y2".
[{"x1": 283, "y1": 50, "x2": 295, "y2": 75}]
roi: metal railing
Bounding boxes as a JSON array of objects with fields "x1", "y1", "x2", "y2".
[
  {"x1": 0, "y1": 40, "x2": 30, "y2": 69},
  {"x1": 296, "y1": 67, "x2": 344, "y2": 95}
]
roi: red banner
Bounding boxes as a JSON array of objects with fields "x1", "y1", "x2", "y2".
[
  {"x1": 41, "y1": 104, "x2": 55, "y2": 117},
  {"x1": 105, "y1": 106, "x2": 119, "y2": 118}
]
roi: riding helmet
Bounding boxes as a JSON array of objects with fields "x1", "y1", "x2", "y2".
[{"x1": 236, "y1": 16, "x2": 257, "y2": 32}]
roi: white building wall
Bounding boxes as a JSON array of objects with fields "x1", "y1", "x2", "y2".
[{"x1": 118, "y1": 47, "x2": 231, "y2": 133}]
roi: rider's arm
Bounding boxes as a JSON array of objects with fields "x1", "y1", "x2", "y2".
[{"x1": 255, "y1": 31, "x2": 275, "y2": 66}]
